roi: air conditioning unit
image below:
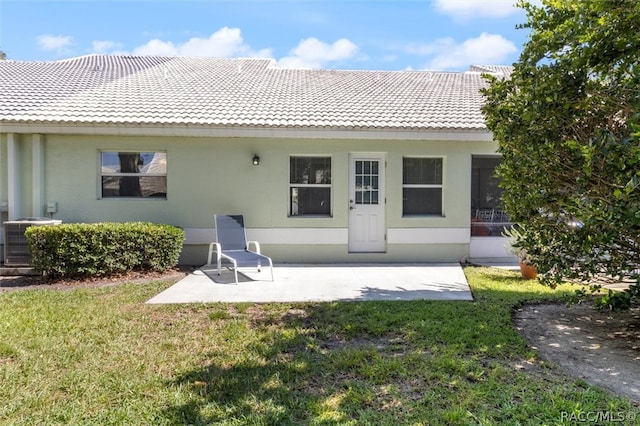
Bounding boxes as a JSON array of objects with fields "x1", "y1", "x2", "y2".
[{"x1": 3, "y1": 218, "x2": 62, "y2": 266}]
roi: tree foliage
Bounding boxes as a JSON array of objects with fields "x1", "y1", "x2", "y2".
[{"x1": 481, "y1": 0, "x2": 640, "y2": 309}]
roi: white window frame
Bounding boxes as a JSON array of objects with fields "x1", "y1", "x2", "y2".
[
  {"x1": 99, "y1": 150, "x2": 167, "y2": 199},
  {"x1": 289, "y1": 155, "x2": 332, "y2": 217},
  {"x1": 402, "y1": 156, "x2": 444, "y2": 217}
]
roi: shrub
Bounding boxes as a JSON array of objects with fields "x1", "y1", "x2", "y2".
[{"x1": 25, "y1": 222, "x2": 185, "y2": 278}]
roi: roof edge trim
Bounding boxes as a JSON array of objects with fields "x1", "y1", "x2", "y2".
[{"x1": 1, "y1": 123, "x2": 494, "y2": 141}]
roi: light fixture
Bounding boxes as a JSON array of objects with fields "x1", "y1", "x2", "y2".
[{"x1": 252, "y1": 154, "x2": 260, "y2": 166}]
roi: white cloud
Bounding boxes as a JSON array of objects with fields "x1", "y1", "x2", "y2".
[
  {"x1": 129, "y1": 27, "x2": 272, "y2": 58},
  {"x1": 89, "y1": 28, "x2": 356, "y2": 70},
  {"x1": 405, "y1": 38, "x2": 455, "y2": 56},
  {"x1": 277, "y1": 37, "x2": 358, "y2": 69},
  {"x1": 409, "y1": 33, "x2": 517, "y2": 70},
  {"x1": 132, "y1": 39, "x2": 179, "y2": 56},
  {"x1": 37, "y1": 34, "x2": 73, "y2": 53},
  {"x1": 433, "y1": 0, "x2": 519, "y2": 20},
  {"x1": 92, "y1": 40, "x2": 123, "y2": 54}
]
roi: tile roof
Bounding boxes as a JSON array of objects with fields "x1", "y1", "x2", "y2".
[
  {"x1": 0, "y1": 55, "x2": 501, "y2": 132},
  {"x1": 468, "y1": 65, "x2": 513, "y2": 78}
]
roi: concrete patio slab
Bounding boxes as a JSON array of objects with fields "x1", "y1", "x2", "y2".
[{"x1": 146, "y1": 263, "x2": 473, "y2": 304}]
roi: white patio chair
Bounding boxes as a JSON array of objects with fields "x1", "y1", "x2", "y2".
[
  {"x1": 493, "y1": 209, "x2": 510, "y2": 223},
  {"x1": 475, "y1": 208, "x2": 495, "y2": 223},
  {"x1": 207, "y1": 214, "x2": 274, "y2": 285}
]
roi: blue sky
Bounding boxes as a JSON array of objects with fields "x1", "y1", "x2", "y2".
[{"x1": 0, "y1": 0, "x2": 532, "y2": 71}]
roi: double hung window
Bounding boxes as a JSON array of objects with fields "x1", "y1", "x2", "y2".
[
  {"x1": 402, "y1": 157, "x2": 443, "y2": 216},
  {"x1": 289, "y1": 156, "x2": 331, "y2": 216},
  {"x1": 100, "y1": 151, "x2": 167, "y2": 198}
]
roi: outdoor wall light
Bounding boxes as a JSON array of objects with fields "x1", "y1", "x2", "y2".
[{"x1": 252, "y1": 154, "x2": 260, "y2": 166}]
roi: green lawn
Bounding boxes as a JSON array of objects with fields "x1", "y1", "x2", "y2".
[{"x1": 0, "y1": 266, "x2": 637, "y2": 425}]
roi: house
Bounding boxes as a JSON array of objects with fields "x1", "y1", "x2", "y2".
[{"x1": 0, "y1": 55, "x2": 514, "y2": 265}]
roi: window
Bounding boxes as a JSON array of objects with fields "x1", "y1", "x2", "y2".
[
  {"x1": 289, "y1": 156, "x2": 331, "y2": 216},
  {"x1": 354, "y1": 160, "x2": 380, "y2": 205},
  {"x1": 402, "y1": 157, "x2": 443, "y2": 216},
  {"x1": 100, "y1": 151, "x2": 167, "y2": 198}
]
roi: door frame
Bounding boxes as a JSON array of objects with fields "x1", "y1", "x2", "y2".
[{"x1": 347, "y1": 152, "x2": 387, "y2": 253}]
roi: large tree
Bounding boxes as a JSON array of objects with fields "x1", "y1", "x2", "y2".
[{"x1": 482, "y1": 0, "x2": 640, "y2": 309}]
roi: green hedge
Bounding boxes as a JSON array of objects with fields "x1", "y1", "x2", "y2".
[{"x1": 25, "y1": 222, "x2": 185, "y2": 278}]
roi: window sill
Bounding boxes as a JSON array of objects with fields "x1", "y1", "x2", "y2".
[{"x1": 99, "y1": 197, "x2": 167, "y2": 200}]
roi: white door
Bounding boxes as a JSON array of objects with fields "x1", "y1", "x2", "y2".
[{"x1": 348, "y1": 153, "x2": 386, "y2": 252}]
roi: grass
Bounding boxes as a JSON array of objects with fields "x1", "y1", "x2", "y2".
[{"x1": 0, "y1": 266, "x2": 637, "y2": 425}]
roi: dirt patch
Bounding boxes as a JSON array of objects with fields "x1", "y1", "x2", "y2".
[
  {"x1": 513, "y1": 302, "x2": 640, "y2": 403},
  {"x1": 0, "y1": 267, "x2": 190, "y2": 292}
]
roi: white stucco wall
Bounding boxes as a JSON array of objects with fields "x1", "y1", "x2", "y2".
[{"x1": 1, "y1": 131, "x2": 501, "y2": 264}]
